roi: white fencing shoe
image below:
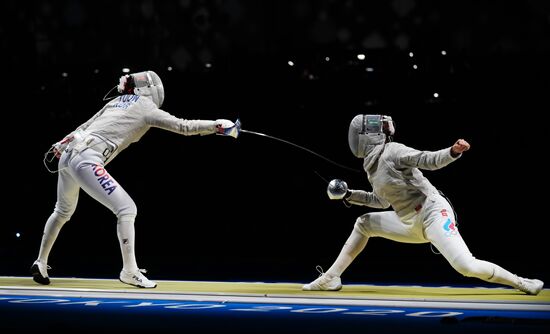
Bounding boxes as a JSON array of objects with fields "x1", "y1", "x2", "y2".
[
  {"x1": 517, "y1": 277, "x2": 544, "y2": 295},
  {"x1": 119, "y1": 269, "x2": 157, "y2": 288},
  {"x1": 30, "y1": 260, "x2": 51, "y2": 285},
  {"x1": 303, "y1": 273, "x2": 342, "y2": 291}
]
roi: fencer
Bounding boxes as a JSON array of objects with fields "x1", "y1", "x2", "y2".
[
  {"x1": 33, "y1": 70, "x2": 240, "y2": 288},
  {"x1": 303, "y1": 114, "x2": 544, "y2": 295}
]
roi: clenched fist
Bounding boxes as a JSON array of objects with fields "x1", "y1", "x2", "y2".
[{"x1": 451, "y1": 139, "x2": 470, "y2": 157}]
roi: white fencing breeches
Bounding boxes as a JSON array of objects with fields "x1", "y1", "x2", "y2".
[
  {"x1": 37, "y1": 148, "x2": 138, "y2": 272},
  {"x1": 57, "y1": 149, "x2": 137, "y2": 219},
  {"x1": 353, "y1": 193, "x2": 519, "y2": 286}
]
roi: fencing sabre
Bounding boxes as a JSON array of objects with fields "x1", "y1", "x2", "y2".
[{"x1": 239, "y1": 128, "x2": 361, "y2": 174}]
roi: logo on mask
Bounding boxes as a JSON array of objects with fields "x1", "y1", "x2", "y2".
[{"x1": 92, "y1": 164, "x2": 117, "y2": 195}]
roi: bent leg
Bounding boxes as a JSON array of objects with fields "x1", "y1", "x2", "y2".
[
  {"x1": 329, "y1": 211, "x2": 430, "y2": 277},
  {"x1": 325, "y1": 223, "x2": 369, "y2": 278},
  {"x1": 355, "y1": 211, "x2": 428, "y2": 243},
  {"x1": 68, "y1": 152, "x2": 139, "y2": 273},
  {"x1": 304, "y1": 211, "x2": 427, "y2": 291}
]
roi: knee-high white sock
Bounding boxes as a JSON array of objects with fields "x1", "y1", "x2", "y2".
[
  {"x1": 325, "y1": 228, "x2": 369, "y2": 278},
  {"x1": 453, "y1": 254, "x2": 521, "y2": 289},
  {"x1": 485, "y1": 262, "x2": 521, "y2": 288},
  {"x1": 117, "y1": 215, "x2": 139, "y2": 273},
  {"x1": 37, "y1": 212, "x2": 69, "y2": 264}
]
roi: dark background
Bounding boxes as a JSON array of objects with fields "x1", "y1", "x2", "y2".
[{"x1": 2, "y1": 0, "x2": 549, "y2": 287}]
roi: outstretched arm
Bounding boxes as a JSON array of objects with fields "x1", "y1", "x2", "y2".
[
  {"x1": 396, "y1": 139, "x2": 470, "y2": 171},
  {"x1": 145, "y1": 108, "x2": 239, "y2": 137}
]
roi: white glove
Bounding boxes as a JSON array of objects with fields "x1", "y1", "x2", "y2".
[
  {"x1": 327, "y1": 179, "x2": 349, "y2": 200},
  {"x1": 215, "y1": 118, "x2": 241, "y2": 138}
]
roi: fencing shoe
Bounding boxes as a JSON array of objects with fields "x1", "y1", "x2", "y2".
[
  {"x1": 517, "y1": 277, "x2": 544, "y2": 295},
  {"x1": 303, "y1": 273, "x2": 342, "y2": 291},
  {"x1": 119, "y1": 269, "x2": 157, "y2": 288},
  {"x1": 30, "y1": 260, "x2": 51, "y2": 285}
]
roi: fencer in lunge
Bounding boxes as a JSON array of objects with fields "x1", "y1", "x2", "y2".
[
  {"x1": 32, "y1": 70, "x2": 240, "y2": 288},
  {"x1": 303, "y1": 114, "x2": 544, "y2": 295}
]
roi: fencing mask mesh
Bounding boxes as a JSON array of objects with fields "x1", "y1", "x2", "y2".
[
  {"x1": 118, "y1": 71, "x2": 165, "y2": 107},
  {"x1": 348, "y1": 114, "x2": 395, "y2": 158}
]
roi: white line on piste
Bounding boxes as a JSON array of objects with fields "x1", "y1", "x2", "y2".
[{"x1": 1, "y1": 287, "x2": 549, "y2": 311}]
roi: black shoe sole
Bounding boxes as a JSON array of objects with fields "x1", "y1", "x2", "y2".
[{"x1": 30, "y1": 264, "x2": 50, "y2": 285}]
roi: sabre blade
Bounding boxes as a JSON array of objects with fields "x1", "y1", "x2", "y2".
[{"x1": 240, "y1": 129, "x2": 360, "y2": 173}]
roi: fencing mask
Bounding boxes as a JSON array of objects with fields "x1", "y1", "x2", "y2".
[
  {"x1": 118, "y1": 71, "x2": 165, "y2": 108},
  {"x1": 348, "y1": 114, "x2": 395, "y2": 158}
]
